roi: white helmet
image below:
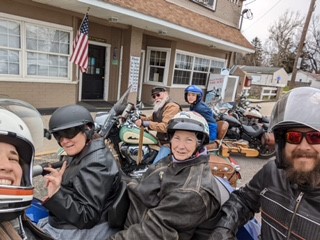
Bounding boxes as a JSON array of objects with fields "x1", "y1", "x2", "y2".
[
  {"x1": 0, "y1": 107, "x2": 35, "y2": 221},
  {"x1": 168, "y1": 111, "x2": 210, "y2": 145}
]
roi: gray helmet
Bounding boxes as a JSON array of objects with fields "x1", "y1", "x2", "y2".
[
  {"x1": 168, "y1": 111, "x2": 210, "y2": 146},
  {"x1": 269, "y1": 87, "x2": 320, "y2": 168},
  {"x1": 49, "y1": 104, "x2": 94, "y2": 133}
]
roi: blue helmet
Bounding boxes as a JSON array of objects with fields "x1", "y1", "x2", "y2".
[{"x1": 184, "y1": 85, "x2": 203, "y2": 104}]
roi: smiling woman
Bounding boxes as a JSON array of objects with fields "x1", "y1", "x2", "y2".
[
  {"x1": 107, "y1": 111, "x2": 222, "y2": 240},
  {"x1": 0, "y1": 142, "x2": 23, "y2": 186},
  {"x1": 0, "y1": 101, "x2": 41, "y2": 239},
  {"x1": 37, "y1": 104, "x2": 121, "y2": 240}
]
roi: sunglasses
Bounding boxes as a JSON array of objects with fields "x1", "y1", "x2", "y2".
[
  {"x1": 53, "y1": 126, "x2": 83, "y2": 141},
  {"x1": 152, "y1": 93, "x2": 161, "y2": 99},
  {"x1": 286, "y1": 131, "x2": 320, "y2": 145}
]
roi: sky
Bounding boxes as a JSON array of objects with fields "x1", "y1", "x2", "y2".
[{"x1": 241, "y1": 0, "x2": 320, "y2": 43}]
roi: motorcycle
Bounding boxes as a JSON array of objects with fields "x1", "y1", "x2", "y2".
[
  {"x1": 231, "y1": 93, "x2": 270, "y2": 127},
  {"x1": 95, "y1": 87, "x2": 160, "y2": 178},
  {"x1": 218, "y1": 113, "x2": 275, "y2": 159},
  {"x1": 94, "y1": 86, "x2": 244, "y2": 185},
  {"x1": 208, "y1": 92, "x2": 275, "y2": 159}
]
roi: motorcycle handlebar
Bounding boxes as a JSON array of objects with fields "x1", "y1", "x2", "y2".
[{"x1": 32, "y1": 160, "x2": 65, "y2": 177}]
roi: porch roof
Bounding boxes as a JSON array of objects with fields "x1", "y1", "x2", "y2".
[{"x1": 33, "y1": 0, "x2": 254, "y2": 54}]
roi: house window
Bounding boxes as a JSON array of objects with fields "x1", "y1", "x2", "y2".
[
  {"x1": 173, "y1": 51, "x2": 225, "y2": 86},
  {"x1": 210, "y1": 60, "x2": 225, "y2": 74},
  {"x1": 0, "y1": 20, "x2": 21, "y2": 75},
  {"x1": 145, "y1": 47, "x2": 170, "y2": 84},
  {"x1": 190, "y1": 0, "x2": 217, "y2": 11},
  {"x1": 26, "y1": 24, "x2": 70, "y2": 77},
  {"x1": 0, "y1": 13, "x2": 72, "y2": 81}
]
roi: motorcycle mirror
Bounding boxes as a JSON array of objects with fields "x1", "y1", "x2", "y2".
[
  {"x1": 43, "y1": 128, "x2": 52, "y2": 140},
  {"x1": 136, "y1": 101, "x2": 144, "y2": 109}
]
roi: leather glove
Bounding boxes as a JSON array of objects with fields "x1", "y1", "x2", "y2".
[{"x1": 209, "y1": 227, "x2": 235, "y2": 240}]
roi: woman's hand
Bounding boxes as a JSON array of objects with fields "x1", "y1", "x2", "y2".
[{"x1": 44, "y1": 161, "x2": 67, "y2": 199}]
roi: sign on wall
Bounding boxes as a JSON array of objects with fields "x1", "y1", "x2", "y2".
[
  {"x1": 129, "y1": 56, "x2": 140, "y2": 92},
  {"x1": 206, "y1": 74, "x2": 238, "y2": 102},
  {"x1": 206, "y1": 74, "x2": 225, "y2": 93}
]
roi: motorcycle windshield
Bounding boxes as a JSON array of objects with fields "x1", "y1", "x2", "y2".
[
  {"x1": 100, "y1": 85, "x2": 132, "y2": 137},
  {"x1": 0, "y1": 99, "x2": 44, "y2": 151}
]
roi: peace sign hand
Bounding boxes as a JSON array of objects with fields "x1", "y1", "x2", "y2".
[{"x1": 43, "y1": 161, "x2": 67, "y2": 199}]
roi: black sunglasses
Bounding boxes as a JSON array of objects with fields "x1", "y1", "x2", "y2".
[
  {"x1": 53, "y1": 126, "x2": 83, "y2": 141},
  {"x1": 286, "y1": 131, "x2": 320, "y2": 145},
  {"x1": 152, "y1": 93, "x2": 161, "y2": 99}
]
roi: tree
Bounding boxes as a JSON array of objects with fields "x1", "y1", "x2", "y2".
[
  {"x1": 304, "y1": 15, "x2": 320, "y2": 73},
  {"x1": 240, "y1": 37, "x2": 263, "y2": 66},
  {"x1": 263, "y1": 10, "x2": 303, "y2": 72}
]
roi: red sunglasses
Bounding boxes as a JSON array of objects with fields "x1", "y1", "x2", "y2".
[
  {"x1": 152, "y1": 93, "x2": 161, "y2": 99},
  {"x1": 286, "y1": 131, "x2": 320, "y2": 145}
]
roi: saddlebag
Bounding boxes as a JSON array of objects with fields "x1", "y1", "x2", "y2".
[{"x1": 208, "y1": 153, "x2": 239, "y2": 188}]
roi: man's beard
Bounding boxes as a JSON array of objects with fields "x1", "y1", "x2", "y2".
[
  {"x1": 284, "y1": 149, "x2": 320, "y2": 188},
  {"x1": 153, "y1": 97, "x2": 168, "y2": 112}
]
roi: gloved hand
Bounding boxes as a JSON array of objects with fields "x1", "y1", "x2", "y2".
[{"x1": 209, "y1": 227, "x2": 235, "y2": 240}]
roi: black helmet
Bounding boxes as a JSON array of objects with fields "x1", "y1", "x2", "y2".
[
  {"x1": 269, "y1": 87, "x2": 320, "y2": 168},
  {"x1": 49, "y1": 104, "x2": 94, "y2": 133},
  {"x1": 168, "y1": 111, "x2": 210, "y2": 146}
]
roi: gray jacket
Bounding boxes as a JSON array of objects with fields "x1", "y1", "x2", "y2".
[{"x1": 109, "y1": 154, "x2": 221, "y2": 240}]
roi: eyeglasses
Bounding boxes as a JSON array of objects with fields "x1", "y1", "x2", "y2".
[
  {"x1": 152, "y1": 93, "x2": 161, "y2": 99},
  {"x1": 53, "y1": 126, "x2": 83, "y2": 141},
  {"x1": 285, "y1": 131, "x2": 320, "y2": 145}
]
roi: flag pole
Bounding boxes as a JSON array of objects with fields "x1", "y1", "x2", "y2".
[{"x1": 80, "y1": 7, "x2": 90, "y2": 26}]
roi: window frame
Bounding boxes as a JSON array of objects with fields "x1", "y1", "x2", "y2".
[
  {"x1": 172, "y1": 50, "x2": 226, "y2": 88},
  {"x1": 144, "y1": 46, "x2": 171, "y2": 86},
  {"x1": 190, "y1": 0, "x2": 217, "y2": 11},
  {"x1": 0, "y1": 12, "x2": 73, "y2": 83}
]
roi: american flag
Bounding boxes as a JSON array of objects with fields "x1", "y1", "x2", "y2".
[{"x1": 70, "y1": 13, "x2": 89, "y2": 73}]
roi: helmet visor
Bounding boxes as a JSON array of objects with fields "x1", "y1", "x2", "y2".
[
  {"x1": 270, "y1": 87, "x2": 320, "y2": 132},
  {"x1": 0, "y1": 99, "x2": 44, "y2": 150}
]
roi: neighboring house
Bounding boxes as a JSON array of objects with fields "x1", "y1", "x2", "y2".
[
  {"x1": 0, "y1": 0, "x2": 253, "y2": 109},
  {"x1": 310, "y1": 73, "x2": 320, "y2": 89},
  {"x1": 288, "y1": 70, "x2": 315, "y2": 87},
  {"x1": 231, "y1": 66, "x2": 289, "y2": 100}
]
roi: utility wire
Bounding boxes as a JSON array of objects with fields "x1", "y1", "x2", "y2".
[
  {"x1": 242, "y1": 0, "x2": 284, "y2": 33},
  {"x1": 244, "y1": 0, "x2": 257, "y2": 6}
]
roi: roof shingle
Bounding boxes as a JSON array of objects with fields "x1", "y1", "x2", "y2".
[{"x1": 105, "y1": 0, "x2": 253, "y2": 50}]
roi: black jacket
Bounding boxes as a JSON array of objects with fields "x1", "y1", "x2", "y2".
[
  {"x1": 109, "y1": 155, "x2": 221, "y2": 240},
  {"x1": 212, "y1": 160, "x2": 320, "y2": 240},
  {"x1": 43, "y1": 139, "x2": 120, "y2": 229}
]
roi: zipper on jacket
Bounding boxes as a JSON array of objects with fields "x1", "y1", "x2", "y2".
[
  {"x1": 260, "y1": 188, "x2": 268, "y2": 196},
  {"x1": 286, "y1": 192, "x2": 304, "y2": 240}
]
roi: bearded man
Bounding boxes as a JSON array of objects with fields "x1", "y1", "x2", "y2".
[
  {"x1": 135, "y1": 87, "x2": 181, "y2": 164},
  {"x1": 210, "y1": 87, "x2": 320, "y2": 240}
]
